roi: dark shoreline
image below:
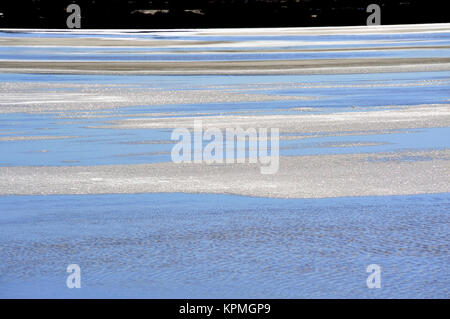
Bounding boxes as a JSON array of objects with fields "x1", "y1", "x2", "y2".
[{"x1": 0, "y1": 0, "x2": 449, "y2": 29}]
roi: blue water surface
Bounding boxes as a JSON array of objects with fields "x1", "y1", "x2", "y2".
[{"x1": 0, "y1": 192, "x2": 448, "y2": 298}]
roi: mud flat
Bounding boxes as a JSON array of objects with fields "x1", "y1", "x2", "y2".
[{"x1": 1, "y1": 58, "x2": 450, "y2": 75}]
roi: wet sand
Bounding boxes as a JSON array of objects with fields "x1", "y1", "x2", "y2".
[
  {"x1": 95, "y1": 104, "x2": 450, "y2": 133},
  {"x1": 1, "y1": 149, "x2": 449, "y2": 198},
  {"x1": 1, "y1": 58, "x2": 450, "y2": 75},
  {"x1": 0, "y1": 81, "x2": 314, "y2": 114}
]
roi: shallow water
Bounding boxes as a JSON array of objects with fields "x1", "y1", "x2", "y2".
[
  {"x1": 1, "y1": 70, "x2": 450, "y2": 166},
  {"x1": 0, "y1": 193, "x2": 448, "y2": 298},
  {"x1": 2, "y1": 28, "x2": 450, "y2": 63},
  {"x1": 3, "y1": 48, "x2": 450, "y2": 61}
]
